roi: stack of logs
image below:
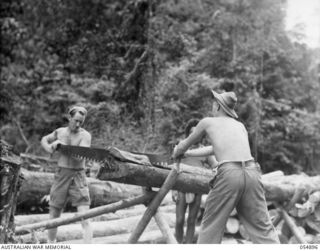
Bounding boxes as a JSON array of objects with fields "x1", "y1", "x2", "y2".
[
  {"x1": 0, "y1": 141, "x2": 21, "y2": 243},
  {"x1": 6, "y1": 149, "x2": 320, "y2": 244}
]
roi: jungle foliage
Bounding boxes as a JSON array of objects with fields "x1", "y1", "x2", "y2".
[{"x1": 1, "y1": 0, "x2": 320, "y2": 175}]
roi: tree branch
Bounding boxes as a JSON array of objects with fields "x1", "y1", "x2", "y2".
[{"x1": 13, "y1": 118, "x2": 31, "y2": 152}]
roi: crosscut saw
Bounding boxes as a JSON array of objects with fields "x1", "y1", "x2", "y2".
[{"x1": 56, "y1": 144, "x2": 173, "y2": 169}]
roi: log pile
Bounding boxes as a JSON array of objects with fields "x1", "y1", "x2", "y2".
[
  {"x1": 16, "y1": 207, "x2": 176, "y2": 243},
  {"x1": 9, "y1": 147, "x2": 320, "y2": 244}
]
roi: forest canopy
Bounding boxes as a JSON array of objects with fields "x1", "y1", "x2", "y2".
[{"x1": 1, "y1": 0, "x2": 320, "y2": 175}]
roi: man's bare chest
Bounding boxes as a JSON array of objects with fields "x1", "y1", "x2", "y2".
[{"x1": 57, "y1": 130, "x2": 82, "y2": 146}]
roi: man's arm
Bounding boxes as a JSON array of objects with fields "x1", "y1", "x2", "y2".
[
  {"x1": 172, "y1": 118, "x2": 208, "y2": 159},
  {"x1": 207, "y1": 155, "x2": 218, "y2": 168},
  {"x1": 41, "y1": 130, "x2": 58, "y2": 154},
  {"x1": 184, "y1": 146, "x2": 214, "y2": 157}
]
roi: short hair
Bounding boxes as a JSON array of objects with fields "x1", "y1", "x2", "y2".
[
  {"x1": 68, "y1": 106, "x2": 87, "y2": 117},
  {"x1": 185, "y1": 119, "x2": 200, "y2": 137}
]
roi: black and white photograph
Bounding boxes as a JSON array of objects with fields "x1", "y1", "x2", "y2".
[{"x1": 1, "y1": 0, "x2": 320, "y2": 248}]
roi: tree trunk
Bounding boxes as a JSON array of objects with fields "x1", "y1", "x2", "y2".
[
  {"x1": 18, "y1": 168, "x2": 143, "y2": 208},
  {"x1": 18, "y1": 212, "x2": 176, "y2": 243},
  {"x1": 97, "y1": 160, "x2": 320, "y2": 201},
  {"x1": 15, "y1": 204, "x2": 176, "y2": 226}
]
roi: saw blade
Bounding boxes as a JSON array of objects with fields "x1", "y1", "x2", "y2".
[{"x1": 56, "y1": 144, "x2": 172, "y2": 169}]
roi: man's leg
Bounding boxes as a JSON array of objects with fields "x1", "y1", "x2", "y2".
[
  {"x1": 198, "y1": 167, "x2": 243, "y2": 243},
  {"x1": 185, "y1": 194, "x2": 201, "y2": 244},
  {"x1": 175, "y1": 192, "x2": 187, "y2": 243},
  {"x1": 48, "y1": 206, "x2": 62, "y2": 243},
  {"x1": 77, "y1": 205, "x2": 93, "y2": 243},
  {"x1": 236, "y1": 167, "x2": 280, "y2": 244}
]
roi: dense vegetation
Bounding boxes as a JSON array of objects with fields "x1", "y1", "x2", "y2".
[{"x1": 1, "y1": 0, "x2": 320, "y2": 175}]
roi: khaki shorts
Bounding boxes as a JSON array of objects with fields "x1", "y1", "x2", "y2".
[{"x1": 49, "y1": 167, "x2": 91, "y2": 209}]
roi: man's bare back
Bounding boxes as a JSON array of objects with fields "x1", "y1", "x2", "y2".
[
  {"x1": 172, "y1": 91, "x2": 280, "y2": 244},
  {"x1": 200, "y1": 117, "x2": 253, "y2": 162}
]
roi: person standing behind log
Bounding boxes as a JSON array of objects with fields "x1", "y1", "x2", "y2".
[
  {"x1": 172, "y1": 90, "x2": 280, "y2": 244},
  {"x1": 172, "y1": 119, "x2": 217, "y2": 244},
  {"x1": 41, "y1": 106, "x2": 92, "y2": 243}
]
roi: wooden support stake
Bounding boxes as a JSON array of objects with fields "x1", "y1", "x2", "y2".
[
  {"x1": 15, "y1": 192, "x2": 155, "y2": 235},
  {"x1": 154, "y1": 210, "x2": 177, "y2": 244},
  {"x1": 280, "y1": 209, "x2": 307, "y2": 244},
  {"x1": 128, "y1": 161, "x2": 180, "y2": 243},
  {"x1": 285, "y1": 187, "x2": 305, "y2": 211}
]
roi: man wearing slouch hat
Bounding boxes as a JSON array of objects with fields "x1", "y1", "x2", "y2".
[{"x1": 172, "y1": 90, "x2": 280, "y2": 244}]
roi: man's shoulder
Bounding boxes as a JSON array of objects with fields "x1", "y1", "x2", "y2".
[
  {"x1": 80, "y1": 128, "x2": 91, "y2": 138},
  {"x1": 55, "y1": 127, "x2": 68, "y2": 134},
  {"x1": 199, "y1": 117, "x2": 218, "y2": 125}
]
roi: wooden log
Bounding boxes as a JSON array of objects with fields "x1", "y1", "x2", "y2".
[
  {"x1": 61, "y1": 224, "x2": 246, "y2": 244},
  {"x1": 62, "y1": 229, "x2": 171, "y2": 244},
  {"x1": 15, "y1": 192, "x2": 155, "y2": 235},
  {"x1": 18, "y1": 168, "x2": 143, "y2": 208},
  {"x1": 15, "y1": 204, "x2": 176, "y2": 226},
  {"x1": 62, "y1": 225, "x2": 192, "y2": 244},
  {"x1": 153, "y1": 210, "x2": 177, "y2": 244},
  {"x1": 290, "y1": 191, "x2": 320, "y2": 218},
  {"x1": 285, "y1": 187, "x2": 305, "y2": 211},
  {"x1": 128, "y1": 162, "x2": 180, "y2": 243},
  {"x1": 18, "y1": 212, "x2": 176, "y2": 243},
  {"x1": 288, "y1": 229, "x2": 308, "y2": 244},
  {"x1": 97, "y1": 159, "x2": 320, "y2": 201},
  {"x1": 281, "y1": 209, "x2": 307, "y2": 244},
  {"x1": 225, "y1": 217, "x2": 240, "y2": 234}
]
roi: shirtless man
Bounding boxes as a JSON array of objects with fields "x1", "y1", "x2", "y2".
[
  {"x1": 41, "y1": 106, "x2": 93, "y2": 243},
  {"x1": 172, "y1": 91, "x2": 280, "y2": 244},
  {"x1": 173, "y1": 119, "x2": 217, "y2": 244}
]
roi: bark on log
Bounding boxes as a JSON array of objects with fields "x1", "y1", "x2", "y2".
[
  {"x1": 97, "y1": 160, "x2": 320, "y2": 201},
  {"x1": 18, "y1": 212, "x2": 176, "y2": 243},
  {"x1": 18, "y1": 168, "x2": 143, "y2": 208},
  {"x1": 15, "y1": 204, "x2": 176, "y2": 226}
]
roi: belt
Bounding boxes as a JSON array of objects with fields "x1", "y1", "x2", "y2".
[{"x1": 216, "y1": 159, "x2": 255, "y2": 169}]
